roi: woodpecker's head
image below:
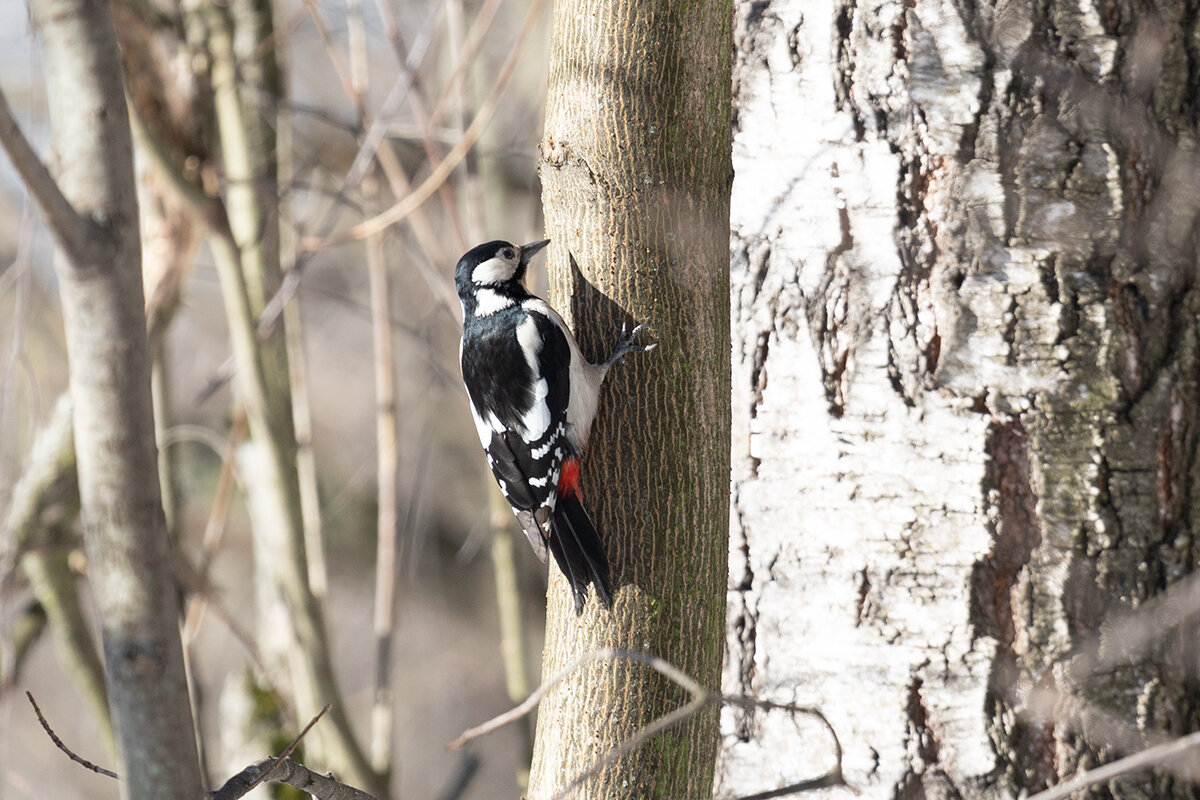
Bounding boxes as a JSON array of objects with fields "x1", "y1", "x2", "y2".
[{"x1": 455, "y1": 239, "x2": 550, "y2": 299}]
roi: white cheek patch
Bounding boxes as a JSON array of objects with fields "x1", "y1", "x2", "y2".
[{"x1": 473, "y1": 256, "x2": 515, "y2": 284}]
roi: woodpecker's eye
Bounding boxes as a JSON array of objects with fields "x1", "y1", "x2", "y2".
[{"x1": 503, "y1": 248, "x2": 516, "y2": 261}]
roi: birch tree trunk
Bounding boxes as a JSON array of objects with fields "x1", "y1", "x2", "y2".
[
  {"x1": 721, "y1": 0, "x2": 1200, "y2": 798},
  {"x1": 3, "y1": 0, "x2": 205, "y2": 796},
  {"x1": 527, "y1": 0, "x2": 732, "y2": 796}
]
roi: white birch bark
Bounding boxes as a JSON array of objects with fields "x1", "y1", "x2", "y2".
[{"x1": 721, "y1": 0, "x2": 1200, "y2": 797}]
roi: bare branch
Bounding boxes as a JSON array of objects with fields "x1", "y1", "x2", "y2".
[
  {"x1": 722, "y1": 775, "x2": 848, "y2": 800},
  {"x1": 426, "y1": 0, "x2": 504, "y2": 131},
  {"x1": 212, "y1": 757, "x2": 377, "y2": 800},
  {"x1": 303, "y1": 0, "x2": 547, "y2": 249},
  {"x1": 247, "y1": 704, "x2": 331, "y2": 794},
  {"x1": 26, "y1": 692, "x2": 119, "y2": 780},
  {"x1": 448, "y1": 648, "x2": 846, "y2": 799},
  {"x1": 364, "y1": 0, "x2": 466, "y2": 252},
  {"x1": 447, "y1": 647, "x2": 649, "y2": 750},
  {"x1": 301, "y1": 0, "x2": 360, "y2": 110},
  {"x1": 27, "y1": 690, "x2": 380, "y2": 800},
  {"x1": 247, "y1": 2, "x2": 457, "y2": 340},
  {"x1": 345, "y1": 0, "x2": 443, "y2": 190},
  {"x1": 0, "y1": 88, "x2": 102, "y2": 265},
  {"x1": 209, "y1": 705, "x2": 349, "y2": 800}
]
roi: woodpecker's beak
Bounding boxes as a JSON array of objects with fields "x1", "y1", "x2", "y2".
[{"x1": 519, "y1": 239, "x2": 551, "y2": 265}]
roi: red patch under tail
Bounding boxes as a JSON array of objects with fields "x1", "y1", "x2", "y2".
[{"x1": 558, "y1": 456, "x2": 582, "y2": 499}]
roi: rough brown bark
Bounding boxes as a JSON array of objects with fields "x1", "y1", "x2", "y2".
[
  {"x1": 18, "y1": 0, "x2": 205, "y2": 796},
  {"x1": 527, "y1": 0, "x2": 732, "y2": 797},
  {"x1": 720, "y1": 0, "x2": 1200, "y2": 798}
]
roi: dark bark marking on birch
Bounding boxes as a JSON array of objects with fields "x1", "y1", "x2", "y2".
[
  {"x1": 833, "y1": 0, "x2": 867, "y2": 141},
  {"x1": 728, "y1": 521, "x2": 759, "y2": 744},
  {"x1": 816, "y1": 202, "x2": 855, "y2": 415},
  {"x1": 854, "y1": 567, "x2": 872, "y2": 626},
  {"x1": 970, "y1": 421, "x2": 1057, "y2": 790},
  {"x1": 750, "y1": 331, "x2": 770, "y2": 422},
  {"x1": 896, "y1": 670, "x2": 969, "y2": 800},
  {"x1": 906, "y1": 672, "x2": 938, "y2": 765}
]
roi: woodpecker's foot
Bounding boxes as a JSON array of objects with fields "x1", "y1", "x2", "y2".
[{"x1": 604, "y1": 322, "x2": 657, "y2": 368}]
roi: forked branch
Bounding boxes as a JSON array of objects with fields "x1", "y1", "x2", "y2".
[
  {"x1": 447, "y1": 648, "x2": 846, "y2": 800},
  {"x1": 29, "y1": 693, "x2": 375, "y2": 800},
  {"x1": 0, "y1": 89, "x2": 103, "y2": 265}
]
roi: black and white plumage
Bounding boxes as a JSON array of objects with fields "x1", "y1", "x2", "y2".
[{"x1": 455, "y1": 239, "x2": 654, "y2": 613}]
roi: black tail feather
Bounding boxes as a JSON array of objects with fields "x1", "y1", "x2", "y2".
[{"x1": 547, "y1": 493, "x2": 613, "y2": 614}]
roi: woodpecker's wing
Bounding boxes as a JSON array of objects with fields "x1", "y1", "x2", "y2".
[{"x1": 461, "y1": 306, "x2": 572, "y2": 560}]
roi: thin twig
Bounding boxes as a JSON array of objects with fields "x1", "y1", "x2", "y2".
[
  {"x1": 244, "y1": 704, "x2": 333, "y2": 794},
  {"x1": 303, "y1": 0, "x2": 546, "y2": 249},
  {"x1": 713, "y1": 696, "x2": 846, "y2": 800},
  {"x1": 346, "y1": 0, "x2": 445, "y2": 189},
  {"x1": 447, "y1": 648, "x2": 636, "y2": 749},
  {"x1": 302, "y1": 0, "x2": 359, "y2": 108},
  {"x1": 20, "y1": 550, "x2": 113, "y2": 751},
  {"x1": 344, "y1": 0, "x2": 403, "y2": 778},
  {"x1": 367, "y1": 0, "x2": 465, "y2": 251},
  {"x1": 26, "y1": 692, "x2": 119, "y2": 780},
  {"x1": 175, "y1": 555, "x2": 267, "y2": 674},
  {"x1": 274, "y1": 38, "x2": 330, "y2": 606},
  {"x1": 183, "y1": 412, "x2": 246, "y2": 643},
  {"x1": 446, "y1": 648, "x2": 705, "y2": 750},
  {"x1": 426, "y1": 0, "x2": 505, "y2": 130},
  {"x1": 251, "y1": 0, "x2": 450, "y2": 338},
  {"x1": 1025, "y1": 730, "x2": 1200, "y2": 800},
  {"x1": 723, "y1": 774, "x2": 848, "y2": 800},
  {"x1": 193, "y1": 355, "x2": 237, "y2": 406},
  {"x1": 1, "y1": 202, "x2": 37, "y2": 496}
]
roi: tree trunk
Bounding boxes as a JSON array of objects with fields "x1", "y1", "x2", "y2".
[
  {"x1": 200, "y1": 1, "x2": 381, "y2": 792},
  {"x1": 721, "y1": 0, "x2": 1200, "y2": 798},
  {"x1": 527, "y1": 0, "x2": 732, "y2": 797},
  {"x1": 18, "y1": 0, "x2": 205, "y2": 796}
]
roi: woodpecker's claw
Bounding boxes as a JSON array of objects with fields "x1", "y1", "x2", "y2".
[{"x1": 606, "y1": 321, "x2": 657, "y2": 368}]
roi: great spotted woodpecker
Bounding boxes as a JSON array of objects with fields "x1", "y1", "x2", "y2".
[{"x1": 456, "y1": 239, "x2": 654, "y2": 613}]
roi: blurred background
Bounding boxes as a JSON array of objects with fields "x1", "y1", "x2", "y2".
[{"x1": 0, "y1": 0, "x2": 557, "y2": 796}]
